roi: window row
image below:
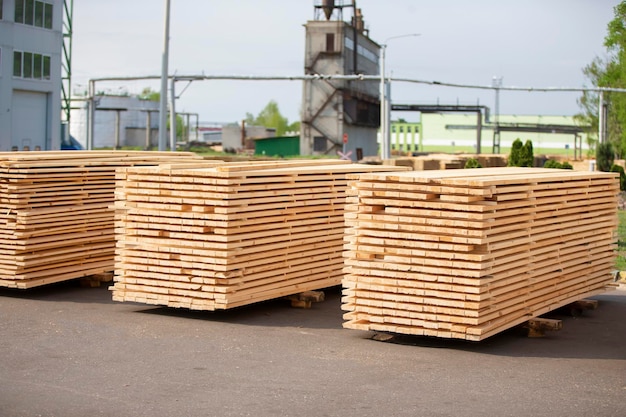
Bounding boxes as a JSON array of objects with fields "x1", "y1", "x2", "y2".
[
  {"x1": 13, "y1": 51, "x2": 51, "y2": 79},
  {"x1": 14, "y1": 0, "x2": 53, "y2": 29}
]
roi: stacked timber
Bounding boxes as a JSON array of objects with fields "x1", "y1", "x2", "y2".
[
  {"x1": 342, "y1": 167, "x2": 619, "y2": 341},
  {"x1": 111, "y1": 160, "x2": 407, "y2": 310},
  {"x1": 0, "y1": 151, "x2": 206, "y2": 289}
]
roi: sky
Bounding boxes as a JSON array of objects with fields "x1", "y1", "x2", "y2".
[{"x1": 71, "y1": 0, "x2": 621, "y2": 125}]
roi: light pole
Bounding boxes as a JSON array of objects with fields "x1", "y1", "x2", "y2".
[
  {"x1": 379, "y1": 33, "x2": 420, "y2": 160},
  {"x1": 492, "y1": 76, "x2": 502, "y2": 154},
  {"x1": 158, "y1": 0, "x2": 171, "y2": 151}
]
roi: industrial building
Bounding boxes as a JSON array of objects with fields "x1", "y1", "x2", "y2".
[
  {"x1": 300, "y1": 1, "x2": 381, "y2": 161},
  {"x1": 0, "y1": 0, "x2": 63, "y2": 151},
  {"x1": 70, "y1": 95, "x2": 160, "y2": 149},
  {"x1": 388, "y1": 114, "x2": 590, "y2": 156}
]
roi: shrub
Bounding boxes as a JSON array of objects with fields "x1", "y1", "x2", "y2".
[
  {"x1": 521, "y1": 140, "x2": 534, "y2": 167},
  {"x1": 507, "y1": 139, "x2": 523, "y2": 167},
  {"x1": 543, "y1": 159, "x2": 574, "y2": 170},
  {"x1": 596, "y1": 142, "x2": 615, "y2": 172},
  {"x1": 508, "y1": 139, "x2": 534, "y2": 167},
  {"x1": 543, "y1": 159, "x2": 561, "y2": 169},
  {"x1": 464, "y1": 158, "x2": 482, "y2": 169},
  {"x1": 610, "y1": 164, "x2": 626, "y2": 191}
]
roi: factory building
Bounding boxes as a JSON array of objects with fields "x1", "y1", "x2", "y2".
[
  {"x1": 0, "y1": 0, "x2": 63, "y2": 151},
  {"x1": 301, "y1": 1, "x2": 380, "y2": 161}
]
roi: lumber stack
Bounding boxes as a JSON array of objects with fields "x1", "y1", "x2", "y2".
[
  {"x1": 342, "y1": 167, "x2": 619, "y2": 341},
  {"x1": 0, "y1": 151, "x2": 206, "y2": 289},
  {"x1": 111, "y1": 160, "x2": 407, "y2": 310}
]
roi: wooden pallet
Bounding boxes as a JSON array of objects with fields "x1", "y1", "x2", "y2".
[
  {"x1": 111, "y1": 160, "x2": 407, "y2": 310},
  {"x1": 341, "y1": 167, "x2": 619, "y2": 341},
  {"x1": 0, "y1": 151, "x2": 207, "y2": 289}
]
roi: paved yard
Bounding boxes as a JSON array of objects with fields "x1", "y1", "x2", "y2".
[{"x1": 1, "y1": 282, "x2": 625, "y2": 417}]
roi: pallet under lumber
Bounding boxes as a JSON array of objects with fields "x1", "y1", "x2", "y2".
[{"x1": 341, "y1": 167, "x2": 619, "y2": 341}]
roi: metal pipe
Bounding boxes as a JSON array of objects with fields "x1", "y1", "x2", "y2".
[
  {"x1": 114, "y1": 109, "x2": 121, "y2": 150},
  {"x1": 146, "y1": 111, "x2": 152, "y2": 150},
  {"x1": 379, "y1": 44, "x2": 387, "y2": 160},
  {"x1": 476, "y1": 111, "x2": 482, "y2": 154},
  {"x1": 379, "y1": 33, "x2": 421, "y2": 160},
  {"x1": 352, "y1": 0, "x2": 358, "y2": 74},
  {"x1": 86, "y1": 73, "x2": 626, "y2": 94},
  {"x1": 87, "y1": 79, "x2": 95, "y2": 150},
  {"x1": 169, "y1": 76, "x2": 176, "y2": 151},
  {"x1": 598, "y1": 91, "x2": 605, "y2": 144}
]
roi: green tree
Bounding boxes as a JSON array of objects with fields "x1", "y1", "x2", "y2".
[
  {"x1": 246, "y1": 100, "x2": 292, "y2": 136},
  {"x1": 521, "y1": 140, "x2": 534, "y2": 167},
  {"x1": 508, "y1": 138, "x2": 524, "y2": 166},
  {"x1": 138, "y1": 87, "x2": 160, "y2": 102},
  {"x1": 172, "y1": 114, "x2": 185, "y2": 140},
  {"x1": 577, "y1": 2, "x2": 626, "y2": 158},
  {"x1": 611, "y1": 164, "x2": 626, "y2": 190},
  {"x1": 597, "y1": 141, "x2": 615, "y2": 171}
]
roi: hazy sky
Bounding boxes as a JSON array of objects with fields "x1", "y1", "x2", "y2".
[{"x1": 72, "y1": 0, "x2": 620, "y2": 124}]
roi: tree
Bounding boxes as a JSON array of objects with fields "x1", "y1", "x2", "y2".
[
  {"x1": 597, "y1": 141, "x2": 615, "y2": 172},
  {"x1": 610, "y1": 164, "x2": 626, "y2": 190},
  {"x1": 245, "y1": 100, "x2": 299, "y2": 136},
  {"x1": 138, "y1": 87, "x2": 160, "y2": 102},
  {"x1": 577, "y1": 2, "x2": 626, "y2": 158},
  {"x1": 508, "y1": 138, "x2": 524, "y2": 166},
  {"x1": 246, "y1": 100, "x2": 289, "y2": 136},
  {"x1": 521, "y1": 140, "x2": 534, "y2": 167}
]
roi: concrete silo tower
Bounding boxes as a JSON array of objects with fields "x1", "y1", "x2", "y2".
[{"x1": 301, "y1": 1, "x2": 381, "y2": 161}]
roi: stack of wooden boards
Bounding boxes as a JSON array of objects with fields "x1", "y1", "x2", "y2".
[
  {"x1": 0, "y1": 151, "x2": 204, "y2": 289},
  {"x1": 111, "y1": 160, "x2": 407, "y2": 310},
  {"x1": 342, "y1": 167, "x2": 619, "y2": 341}
]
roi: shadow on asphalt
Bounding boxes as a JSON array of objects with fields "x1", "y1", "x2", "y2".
[
  {"x1": 363, "y1": 292, "x2": 626, "y2": 360},
  {"x1": 0, "y1": 280, "x2": 117, "y2": 304},
  {"x1": 2, "y1": 281, "x2": 625, "y2": 360},
  {"x1": 134, "y1": 285, "x2": 346, "y2": 330}
]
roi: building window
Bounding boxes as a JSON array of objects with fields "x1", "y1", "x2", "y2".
[
  {"x1": 313, "y1": 136, "x2": 327, "y2": 152},
  {"x1": 0, "y1": 0, "x2": 3, "y2": 20},
  {"x1": 24, "y1": 0, "x2": 33, "y2": 25},
  {"x1": 23, "y1": 52, "x2": 33, "y2": 78},
  {"x1": 13, "y1": 50, "x2": 51, "y2": 79},
  {"x1": 44, "y1": 2, "x2": 52, "y2": 28},
  {"x1": 33, "y1": 53, "x2": 42, "y2": 78},
  {"x1": 15, "y1": 0, "x2": 23, "y2": 23},
  {"x1": 13, "y1": 51, "x2": 22, "y2": 77},
  {"x1": 15, "y1": 0, "x2": 53, "y2": 29},
  {"x1": 34, "y1": 1, "x2": 43, "y2": 27},
  {"x1": 43, "y1": 55, "x2": 50, "y2": 79},
  {"x1": 326, "y1": 33, "x2": 335, "y2": 53}
]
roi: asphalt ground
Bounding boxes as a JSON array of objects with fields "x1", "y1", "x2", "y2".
[{"x1": 1, "y1": 281, "x2": 625, "y2": 417}]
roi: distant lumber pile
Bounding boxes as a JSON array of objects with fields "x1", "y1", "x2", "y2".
[
  {"x1": 0, "y1": 151, "x2": 205, "y2": 289},
  {"x1": 111, "y1": 160, "x2": 407, "y2": 310},
  {"x1": 342, "y1": 167, "x2": 619, "y2": 341}
]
